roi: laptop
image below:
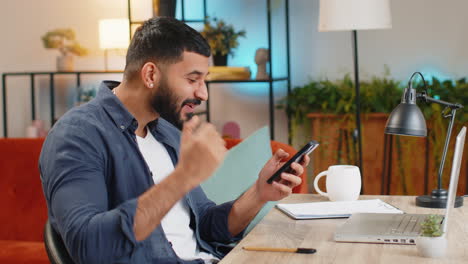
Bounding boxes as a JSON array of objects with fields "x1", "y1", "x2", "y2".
[{"x1": 334, "y1": 127, "x2": 466, "y2": 245}]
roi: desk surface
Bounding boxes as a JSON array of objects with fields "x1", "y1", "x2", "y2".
[{"x1": 220, "y1": 194, "x2": 468, "y2": 264}]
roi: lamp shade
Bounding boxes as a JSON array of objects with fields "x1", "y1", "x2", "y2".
[
  {"x1": 99, "y1": 19, "x2": 130, "y2": 49},
  {"x1": 385, "y1": 87, "x2": 427, "y2": 137},
  {"x1": 318, "y1": 0, "x2": 392, "y2": 32},
  {"x1": 384, "y1": 103, "x2": 427, "y2": 137}
]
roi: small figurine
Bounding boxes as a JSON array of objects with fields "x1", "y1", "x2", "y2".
[
  {"x1": 222, "y1": 121, "x2": 240, "y2": 139},
  {"x1": 255, "y1": 48, "x2": 269, "y2": 80}
]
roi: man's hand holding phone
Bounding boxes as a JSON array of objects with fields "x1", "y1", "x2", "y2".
[
  {"x1": 267, "y1": 141, "x2": 318, "y2": 184},
  {"x1": 254, "y1": 141, "x2": 317, "y2": 203}
]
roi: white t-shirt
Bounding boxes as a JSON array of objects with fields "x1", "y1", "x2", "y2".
[{"x1": 136, "y1": 129, "x2": 218, "y2": 263}]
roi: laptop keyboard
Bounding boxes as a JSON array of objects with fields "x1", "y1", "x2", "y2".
[{"x1": 385, "y1": 215, "x2": 425, "y2": 235}]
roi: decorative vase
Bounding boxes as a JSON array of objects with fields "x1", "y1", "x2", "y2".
[
  {"x1": 26, "y1": 125, "x2": 38, "y2": 138},
  {"x1": 255, "y1": 48, "x2": 270, "y2": 80},
  {"x1": 416, "y1": 235, "x2": 447, "y2": 258},
  {"x1": 57, "y1": 54, "x2": 74, "y2": 72},
  {"x1": 33, "y1": 120, "x2": 48, "y2": 137},
  {"x1": 153, "y1": 0, "x2": 176, "y2": 17},
  {"x1": 213, "y1": 54, "x2": 228, "y2": 66}
]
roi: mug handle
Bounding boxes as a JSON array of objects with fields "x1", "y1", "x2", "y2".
[{"x1": 313, "y1": 171, "x2": 328, "y2": 196}]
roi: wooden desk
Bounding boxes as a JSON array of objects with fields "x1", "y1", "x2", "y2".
[{"x1": 220, "y1": 194, "x2": 468, "y2": 264}]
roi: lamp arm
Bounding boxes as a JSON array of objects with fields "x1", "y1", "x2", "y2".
[
  {"x1": 417, "y1": 93, "x2": 464, "y2": 109},
  {"x1": 416, "y1": 92, "x2": 463, "y2": 191},
  {"x1": 436, "y1": 108, "x2": 458, "y2": 190}
]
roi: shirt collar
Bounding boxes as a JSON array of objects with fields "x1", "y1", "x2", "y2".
[{"x1": 96, "y1": 80, "x2": 135, "y2": 131}]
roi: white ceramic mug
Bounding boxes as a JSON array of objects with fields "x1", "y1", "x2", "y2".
[{"x1": 313, "y1": 165, "x2": 361, "y2": 201}]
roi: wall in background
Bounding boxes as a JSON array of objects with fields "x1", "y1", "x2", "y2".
[
  {"x1": 1, "y1": 0, "x2": 467, "y2": 143},
  {"x1": 290, "y1": 0, "x2": 468, "y2": 84}
]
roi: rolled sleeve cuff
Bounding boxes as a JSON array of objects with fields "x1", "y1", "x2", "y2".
[
  {"x1": 201, "y1": 201, "x2": 245, "y2": 243},
  {"x1": 117, "y1": 198, "x2": 142, "y2": 246}
]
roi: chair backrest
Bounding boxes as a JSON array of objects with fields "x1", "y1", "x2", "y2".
[{"x1": 44, "y1": 220, "x2": 75, "y2": 264}]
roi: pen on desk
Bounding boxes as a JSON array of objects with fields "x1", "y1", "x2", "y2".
[{"x1": 242, "y1": 246, "x2": 316, "y2": 254}]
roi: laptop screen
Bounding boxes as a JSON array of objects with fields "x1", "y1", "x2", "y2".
[{"x1": 442, "y1": 126, "x2": 466, "y2": 233}]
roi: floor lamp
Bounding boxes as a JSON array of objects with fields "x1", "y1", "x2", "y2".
[{"x1": 318, "y1": 0, "x2": 392, "y2": 192}]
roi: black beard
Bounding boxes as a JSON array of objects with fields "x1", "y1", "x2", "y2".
[{"x1": 150, "y1": 81, "x2": 201, "y2": 130}]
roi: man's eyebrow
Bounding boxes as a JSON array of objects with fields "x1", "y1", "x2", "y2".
[{"x1": 186, "y1": 70, "x2": 204, "y2": 76}]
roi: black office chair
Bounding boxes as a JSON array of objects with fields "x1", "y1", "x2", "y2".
[{"x1": 44, "y1": 219, "x2": 75, "y2": 264}]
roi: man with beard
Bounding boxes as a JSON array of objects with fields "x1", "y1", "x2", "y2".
[{"x1": 39, "y1": 17, "x2": 308, "y2": 264}]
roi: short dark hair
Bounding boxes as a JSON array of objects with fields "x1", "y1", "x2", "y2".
[{"x1": 124, "y1": 17, "x2": 211, "y2": 80}]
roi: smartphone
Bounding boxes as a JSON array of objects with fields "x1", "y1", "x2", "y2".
[{"x1": 266, "y1": 140, "x2": 319, "y2": 184}]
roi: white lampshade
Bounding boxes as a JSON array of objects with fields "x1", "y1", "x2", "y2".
[
  {"x1": 99, "y1": 19, "x2": 130, "y2": 49},
  {"x1": 318, "y1": 0, "x2": 392, "y2": 32}
]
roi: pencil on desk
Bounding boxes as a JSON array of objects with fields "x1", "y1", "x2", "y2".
[{"x1": 242, "y1": 246, "x2": 316, "y2": 254}]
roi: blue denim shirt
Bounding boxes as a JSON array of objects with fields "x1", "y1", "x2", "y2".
[{"x1": 39, "y1": 81, "x2": 243, "y2": 264}]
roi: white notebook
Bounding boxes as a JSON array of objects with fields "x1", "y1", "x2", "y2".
[{"x1": 276, "y1": 199, "x2": 403, "y2": 220}]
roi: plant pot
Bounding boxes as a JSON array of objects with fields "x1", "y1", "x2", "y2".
[
  {"x1": 415, "y1": 235, "x2": 447, "y2": 258},
  {"x1": 213, "y1": 54, "x2": 228, "y2": 66},
  {"x1": 57, "y1": 54, "x2": 74, "y2": 72},
  {"x1": 153, "y1": 0, "x2": 176, "y2": 17}
]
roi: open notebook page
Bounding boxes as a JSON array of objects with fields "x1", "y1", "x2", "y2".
[{"x1": 276, "y1": 199, "x2": 403, "y2": 220}]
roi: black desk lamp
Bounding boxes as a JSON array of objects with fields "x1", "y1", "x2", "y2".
[{"x1": 384, "y1": 72, "x2": 464, "y2": 208}]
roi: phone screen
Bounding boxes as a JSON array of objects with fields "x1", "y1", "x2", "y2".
[{"x1": 266, "y1": 140, "x2": 319, "y2": 184}]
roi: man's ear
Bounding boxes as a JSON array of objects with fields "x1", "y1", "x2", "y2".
[{"x1": 140, "y1": 62, "x2": 161, "y2": 89}]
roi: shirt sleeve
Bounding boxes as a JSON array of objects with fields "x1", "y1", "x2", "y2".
[
  {"x1": 189, "y1": 187, "x2": 245, "y2": 244},
  {"x1": 40, "y1": 122, "x2": 141, "y2": 264}
]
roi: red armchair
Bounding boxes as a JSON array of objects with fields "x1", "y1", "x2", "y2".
[{"x1": 0, "y1": 138, "x2": 49, "y2": 264}]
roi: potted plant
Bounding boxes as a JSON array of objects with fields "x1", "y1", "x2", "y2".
[
  {"x1": 41, "y1": 28, "x2": 88, "y2": 71},
  {"x1": 416, "y1": 214, "x2": 447, "y2": 258},
  {"x1": 201, "y1": 17, "x2": 246, "y2": 66}
]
